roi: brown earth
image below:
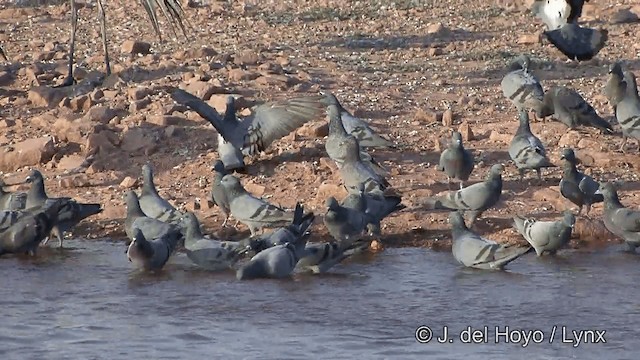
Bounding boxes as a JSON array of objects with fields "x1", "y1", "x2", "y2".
[{"x1": 1, "y1": 0, "x2": 640, "y2": 251}]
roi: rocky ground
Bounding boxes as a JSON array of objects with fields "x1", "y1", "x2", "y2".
[{"x1": 1, "y1": 0, "x2": 640, "y2": 251}]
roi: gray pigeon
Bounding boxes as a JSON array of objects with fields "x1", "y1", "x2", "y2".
[
  {"x1": 532, "y1": 0, "x2": 606, "y2": 61},
  {"x1": 324, "y1": 196, "x2": 367, "y2": 243},
  {"x1": 615, "y1": 69, "x2": 640, "y2": 151},
  {"x1": 509, "y1": 109, "x2": 556, "y2": 180},
  {"x1": 0, "y1": 45, "x2": 6, "y2": 61},
  {"x1": 437, "y1": 131, "x2": 474, "y2": 189},
  {"x1": 422, "y1": 164, "x2": 504, "y2": 225},
  {"x1": 24, "y1": 170, "x2": 103, "y2": 248},
  {"x1": 217, "y1": 96, "x2": 245, "y2": 171},
  {"x1": 126, "y1": 227, "x2": 182, "y2": 271},
  {"x1": 124, "y1": 190, "x2": 182, "y2": 245},
  {"x1": 342, "y1": 185, "x2": 404, "y2": 235},
  {"x1": 450, "y1": 211, "x2": 532, "y2": 270},
  {"x1": 513, "y1": 211, "x2": 575, "y2": 256},
  {"x1": 0, "y1": 199, "x2": 68, "y2": 256},
  {"x1": 139, "y1": 163, "x2": 183, "y2": 225},
  {"x1": 537, "y1": 85, "x2": 613, "y2": 133},
  {"x1": 598, "y1": 182, "x2": 640, "y2": 252},
  {"x1": 295, "y1": 240, "x2": 369, "y2": 274},
  {"x1": 336, "y1": 136, "x2": 389, "y2": 194},
  {"x1": 0, "y1": 179, "x2": 26, "y2": 211},
  {"x1": 220, "y1": 174, "x2": 294, "y2": 236},
  {"x1": 501, "y1": 55, "x2": 545, "y2": 113},
  {"x1": 320, "y1": 91, "x2": 394, "y2": 148},
  {"x1": 181, "y1": 212, "x2": 246, "y2": 271},
  {"x1": 325, "y1": 103, "x2": 388, "y2": 176},
  {"x1": 171, "y1": 88, "x2": 324, "y2": 156},
  {"x1": 604, "y1": 62, "x2": 626, "y2": 114},
  {"x1": 210, "y1": 160, "x2": 232, "y2": 227},
  {"x1": 559, "y1": 148, "x2": 603, "y2": 215}
]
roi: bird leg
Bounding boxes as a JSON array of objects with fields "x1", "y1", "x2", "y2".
[
  {"x1": 619, "y1": 135, "x2": 628, "y2": 153},
  {"x1": 458, "y1": 181, "x2": 464, "y2": 190},
  {"x1": 518, "y1": 169, "x2": 525, "y2": 182},
  {"x1": 55, "y1": 0, "x2": 78, "y2": 87},
  {"x1": 221, "y1": 216, "x2": 229, "y2": 227},
  {"x1": 446, "y1": 177, "x2": 452, "y2": 190},
  {"x1": 97, "y1": 0, "x2": 111, "y2": 76},
  {"x1": 51, "y1": 226, "x2": 64, "y2": 248}
]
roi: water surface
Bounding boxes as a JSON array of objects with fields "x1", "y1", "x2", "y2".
[{"x1": 0, "y1": 240, "x2": 636, "y2": 359}]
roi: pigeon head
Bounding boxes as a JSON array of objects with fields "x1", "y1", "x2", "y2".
[
  {"x1": 127, "y1": 228, "x2": 153, "y2": 264},
  {"x1": 339, "y1": 136, "x2": 361, "y2": 161},
  {"x1": 597, "y1": 182, "x2": 620, "y2": 202},
  {"x1": 450, "y1": 131, "x2": 463, "y2": 147},
  {"x1": 517, "y1": 109, "x2": 530, "y2": 124},
  {"x1": 325, "y1": 197, "x2": 340, "y2": 211},
  {"x1": 623, "y1": 71, "x2": 638, "y2": 92},
  {"x1": 225, "y1": 95, "x2": 235, "y2": 107},
  {"x1": 141, "y1": 163, "x2": 154, "y2": 181},
  {"x1": 212, "y1": 160, "x2": 226, "y2": 174},
  {"x1": 219, "y1": 174, "x2": 244, "y2": 196},
  {"x1": 608, "y1": 62, "x2": 623, "y2": 76},
  {"x1": 236, "y1": 259, "x2": 269, "y2": 280},
  {"x1": 448, "y1": 211, "x2": 467, "y2": 229},
  {"x1": 181, "y1": 211, "x2": 200, "y2": 233},
  {"x1": 561, "y1": 210, "x2": 576, "y2": 228},
  {"x1": 319, "y1": 91, "x2": 339, "y2": 107},
  {"x1": 487, "y1": 164, "x2": 505, "y2": 179},
  {"x1": 559, "y1": 148, "x2": 576, "y2": 163},
  {"x1": 25, "y1": 169, "x2": 44, "y2": 184}
]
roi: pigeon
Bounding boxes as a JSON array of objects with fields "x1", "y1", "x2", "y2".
[
  {"x1": 139, "y1": 163, "x2": 183, "y2": 225},
  {"x1": 422, "y1": 164, "x2": 504, "y2": 225},
  {"x1": 217, "y1": 96, "x2": 245, "y2": 171},
  {"x1": 509, "y1": 109, "x2": 556, "y2": 180},
  {"x1": 0, "y1": 199, "x2": 68, "y2": 256},
  {"x1": 171, "y1": 88, "x2": 324, "y2": 156},
  {"x1": 220, "y1": 174, "x2": 294, "y2": 236},
  {"x1": 513, "y1": 211, "x2": 575, "y2": 256},
  {"x1": 0, "y1": 179, "x2": 27, "y2": 211},
  {"x1": 532, "y1": 0, "x2": 606, "y2": 61},
  {"x1": 615, "y1": 70, "x2": 640, "y2": 151},
  {"x1": 324, "y1": 196, "x2": 367, "y2": 243},
  {"x1": 0, "y1": 45, "x2": 6, "y2": 61},
  {"x1": 24, "y1": 170, "x2": 103, "y2": 248},
  {"x1": 295, "y1": 240, "x2": 369, "y2": 274},
  {"x1": 336, "y1": 136, "x2": 389, "y2": 194},
  {"x1": 325, "y1": 103, "x2": 388, "y2": 176},
  {"x1": 604, "y1": 62, "x2": 626, "y2": 114},
  {"x1": 342, "y1": 185, "x2": 404, "y2": 235},
  {"x1": 242, "y1": 202, "x2": 315, "y2": 254},
  {"x1": 501, "y1": 55, "x2": 545, "y2": 113},
  {"x1": 537, "y1": 85, "x2": 613, "y2": 133},
  {"x1": 124, "y1": 190, "x2": 182, "y2": 245},
  {"x1": 181, "y1": 212, "x2": 246, "y2": 271},
  {"x1": 209, "y1": 160, "x2": 232, "y2": 227},
  {"x1": 126, "y1": 227, "x2": 182, "y2": 271},
  {"x1": 437, "y1": 131, "x2": 474, "y2": 189},
  {"x1": 559, "y1": 148, "x2": 603, "y2": 215},
  {"x1": 450, "y1": 211, "x2": 532, "y2": 270},
  {"x1": 320, "y1": 91, "x2": 394, "y2": 148},
  {"x1": 598, "y1": 182, "x2": 640, "y2": 252}
]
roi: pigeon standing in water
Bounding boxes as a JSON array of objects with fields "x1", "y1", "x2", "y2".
[
  {"x1": 559, "y1": 148, "x2": 603, "y2": 215},
  {"x1": 341, "y1": 185, "x2": 404, "y2": 236},
  {"x1": 437, "y1": 131, "x2": 474, "y2": 189},
  {"x1": 210, "y1": 160, "x2": 233, "y2": 227},
  {"x1": 219, "y1": 175, "x2": 294, "y2": 236},
  {"x1": 124, "y1": 190, "x2": 182, "y2": 244},
  {"x1": 324, "y1": 194, "x2": 368, "y2": 243},
  {"x1": 513, "y1": 211, "x2": 575, "y2": 256},
  {"x1": 126, "y1": 227, "x2": 182, "y2": 272},
  {"x1": 0, "y1": 179, "x2": 27, "y2": 211},
  {"x1": 598, "y1": 182, "x2": 640, "y2": 252},
  {"x1": 0, "y1": 199, "x2": 68, "y2": 256},
  {"x1": 171, "y1": 89, "x2": 325, "y2": 156},
  {"x1": 24, "y1": 170, "x2": 102, "y2": 248},
  {"x1": 449, "y1": 211, "x2": 532, "y2": 270},
  {"x1": 320, "y1": 91, "x2": 394, "y2": 148},
  {"x1": 509, "y1": 109, "x2": 555, "y2": 180},
  {"x1": 501, "y1": 55, "x2": 545, "y2": 114},
  {"x1": 138, "y1": 163, "x2": 183, "y2": 225},
  {"x1": 537, "y1": 85, "x2": 613, "y2": 133},
  {"x1": 532, "y1": 0, "x2": 607, "y2": 61},
  {"x1": 422, "y1": 164, "x2": 504, "y2": 225}
]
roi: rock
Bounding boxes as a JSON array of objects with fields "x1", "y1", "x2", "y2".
[
  {"x1": 28, "y1": 86, "x2": 69, "y2": 108},
  {"x1": 298, "y1": 122, "x2": 328, "y2": 138},
  {"x1": 427, "y1": 47, "x2": 443, "y2": 56},
  {"x1": 0, "y1": 136, "x2": 56, "y2": 171},
  {"x1": 120, "y1": 128, "x2": 158, "y2": 154},
  {"x1": 90, "y1": 88, "x2": 104, "y2": 101},
  {"x1": 183, "y1": 80, "x2": 223, "y2": 100},
  {"x1": 531, "y1": 187, "x2": 565, "y2": 210},
  {"x1": 86, "y1": 131, "x2": 118, "y2": 155},
  {"x1": 414, "y1": 109, "x2": 440, "y2": 123},
  {"x1": 121, "y1": 40, "x2": 151, "y2": 55},
  {"x1": 57, "y1": 154, "x2": 85, "y2": 170},
  {"x1": 369, "y1": 239, "x2": 384, "y2": 252},
  {"x1": 59, "y1": 174, "x2": 91, "y2": 188},
  {"x1": 227, "y1": 68, "x2": 259, "y2": 81},
  {"x1": 319, "y1": 156, "x2": 339, "y2": 172},
  {"x1": 129, "y1": 98, "x2": 151, "y2": 112},
  {"x1": 244, "y1": 182, "x2": 266, "y2": 197},
  {"x1": 119, "y1": 176, "x2": 139, "y2": 189},
  {"x1": 315, "y1": 181, "x2": 348, "y2": 202},
  {"x1": 611, "y1": 9, "x2": 639, "y2": 24},
  {"x1": 254, "y1": 74, "x2": 298, "y2": 88},
  {"x1": 0, "y1": 119, "x2": 15, "y2": 128},
  {"x1": 207, "y1": 94, "x2": 251, "y2": 113},
  {"x1": 69, "y1": 94, "x2": 92, "y2": 112},
  {"x1": 186, "y1": 46, "x2": 218, "y2": 59},
  {"x1": 146, "y1": 115, "x2": 185, "y2": 126},
  {"x1": 488, "y1": 130, "x2": 510, "y2": 144},
  {"x1": 164, "y1": 125, "x2": 179, "y2": 137},
  {"x1": 85, "y1": 106, "x2": 118, "y2": 124},
  {"x1": 0, "y1": 71, "x2": 13, "y2": 86},
  {"x1": 53, "y1": 115, "x2": 102, "y2": 143},
  {"x1": 558, "y1": 131, "x2": 582, "y2": 148},
  {"x1": 458, "y1": 121, "x2": 474, "y2": 141},
  {"x1": 517, "y1": 34, "x2": 540, "y2": 44},
  {"x1": 574, "y1": 218, "x2": 614, "y2": 243},
  {"x1": 127, "y1": 86, "x2": 151, "y2": 101},
  {"x1": 426, "y1": 22, "x2": 449, "y2": 36},
  {"x1": 233, "y1": 51, "x2": 261, "y2": 66},
  {"x1": 257, "y1": 62, "x2": 284, "y2": 74},
  {"x1": 442, "y1": 108, "x2": 454, "y2": 126}
]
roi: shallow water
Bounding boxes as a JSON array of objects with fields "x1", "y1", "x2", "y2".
[{"x1": 0, "y1": 240, "x2": 637, "y2": 359}]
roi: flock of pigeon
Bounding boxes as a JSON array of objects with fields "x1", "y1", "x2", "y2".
[{"x1": 1, "y1": 1, "x2": 640, "y2": 277}]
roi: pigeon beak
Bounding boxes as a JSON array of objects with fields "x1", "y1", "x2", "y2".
[{"x1": 594, "y1": 188, "x2": 602, "y2": 196}]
